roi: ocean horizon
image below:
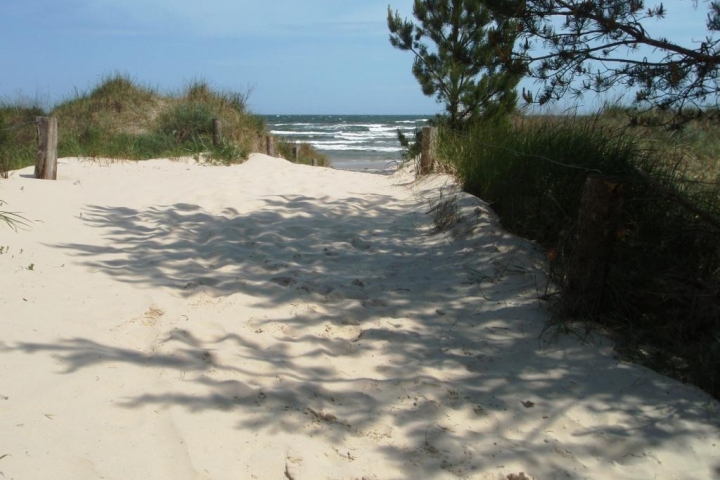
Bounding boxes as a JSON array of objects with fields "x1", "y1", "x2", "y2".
[{"x1": 262, "y1": 114, "x2": 432, "y2": 172}]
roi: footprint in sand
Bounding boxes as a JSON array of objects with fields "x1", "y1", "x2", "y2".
[
  {"x1": 279, "y1": 324, "x2": 299, "y2": 338},
  {"x1": 139, "y1": 305, "x2": 165, "y2": 327},
  {"x1": 110, "y1": 305, "x2": 166, "y2": 355},
  {"x1": 362, "y1": 298, "x2": 388, "y2": 308},
  {"x1": 350, "y1": 237, "x2": 372, "y2": 251},
  {"x1": 271, "y1": 276, "x2": 297, "y2": 287}
]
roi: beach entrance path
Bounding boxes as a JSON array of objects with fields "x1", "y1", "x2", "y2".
[{"x1": 0, "y1": 154, "x2": 718, "y2": 479}]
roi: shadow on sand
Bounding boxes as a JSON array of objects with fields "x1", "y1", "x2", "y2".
[{"x1": 7, "y1": 192, "x2": 720, "y2": 478}]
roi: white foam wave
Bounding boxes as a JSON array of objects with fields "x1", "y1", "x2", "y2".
[
  {"x1": 368, "y1": 126, "x2": 398, "y2": 133},
  {"x1": 339, "y1": 132, "x2": 397, "y2": 140},
  {"x1": 265, "y1": 117, "x2": 425, "y2": 160},
  {"x1": 313, "y1": 145, "x2": 403, "y2": 152},
  {"x1": 270, "y1": 130, "x2": 328, "y2": 136},
  {"x1": 311, "y1": 140, "x2": 368, "y2": 146}
]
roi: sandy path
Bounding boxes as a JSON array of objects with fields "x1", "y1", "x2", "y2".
[{"x1": 0, "y1": 154, "x2": 718, "y2": 479}]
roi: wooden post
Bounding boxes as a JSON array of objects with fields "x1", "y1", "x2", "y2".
[
  {"x1": 212, "y1": 119, "x2": 222, "y2": 147},
  {"x1": 35, "y1": 117, "x2": 58, "y2": 180},
  {"x1": 565, "y1": 175, "x2": 624, "y2": 317},
  {"x1": 292, "y1": 145, "x2": 299, "y2": 163},
  {"x1": 311, "y1": 158, "x2": 317, "y2": 167},
  {"x1": 266, "y1": 135, "x2": 275, "y2": 156},
  {"x1": 420, "y1": 126, "x2": 437, "y2": 174}
]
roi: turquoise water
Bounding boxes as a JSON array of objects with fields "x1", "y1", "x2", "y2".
[{"x1": 262, "y1": 114, "x2": 430, "y2": 171}]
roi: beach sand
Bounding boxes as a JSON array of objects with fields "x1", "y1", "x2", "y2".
[{"x1": 0, "y1": 154, "x2": 718, "y2": 480}]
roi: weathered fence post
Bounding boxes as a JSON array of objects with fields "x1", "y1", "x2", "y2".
[
  {"x1": 420, "y1": 126, "x2": 438, "y2": 174},
  {"x1": 266, "y1": 135, "x2": 275, "y2": 156},
  {"x1": 35, "y1": 117, "x2": 58, "y2": 180},
  {"x1": 212, "y1": 119, "x2": 222, "y2": 147},
  {"x1": 292, "y1": 144, "x2": 299, "y2": 163},
  {"x1": 565, "y1": 175, "x2": 624, "y2": 317},
  {"x1": 312, "y1": 158, "x2": 318, "y2": 167}
]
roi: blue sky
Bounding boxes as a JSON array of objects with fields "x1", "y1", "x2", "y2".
[{"x1": 0, "y1": 1, "x2": 712, "y2": 115}]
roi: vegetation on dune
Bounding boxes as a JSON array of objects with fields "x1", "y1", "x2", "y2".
[
  {"x1": 0, "y1": 73, "x2": 323, "y2": 174},
  {"x1": 0, "y1": 99, "x2": 44, "y2": 176},
  {"x1": 436, "y1": 109, "x2": 720, "y2": 399},
  {"x1": 275, "y1": 138, "x2": 330, "y2": 167},
  {"x1": 52, "y1": 75, "x2": 264, "y2": 164}
]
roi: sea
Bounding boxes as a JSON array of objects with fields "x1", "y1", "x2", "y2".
[{"x1": 263, "y1": 115, "x2": 431, "y2": 172}]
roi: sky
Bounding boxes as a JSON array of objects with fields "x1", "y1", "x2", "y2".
[{"x1": 0, "y1": 1, "x2": 713, "y2": 115}]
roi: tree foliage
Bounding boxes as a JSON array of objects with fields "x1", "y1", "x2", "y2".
[
  {"x1": 482, "y1": 0, "x2": 720, "y2": 116},
  {"x1": 388, "y1": 0, "x2": 521, "y2": 129}
]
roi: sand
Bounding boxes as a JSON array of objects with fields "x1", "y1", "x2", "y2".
[{"x1": 0, "y1": 154, "x2": 718, "y2": 480}]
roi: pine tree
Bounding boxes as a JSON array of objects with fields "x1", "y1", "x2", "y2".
[
  {"x1": 481, "y1": 0, "x2": 720, "y2": 119},
  {"x1": 388, "y1": 0, "x2": 521, "y2": 129}
]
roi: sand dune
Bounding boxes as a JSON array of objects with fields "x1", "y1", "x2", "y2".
[{"x1": 0, "y1": 154, "x2": 718, "y2": 479}]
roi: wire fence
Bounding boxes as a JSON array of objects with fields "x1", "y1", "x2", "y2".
[
  {"x1": 0, "y1": 119, "x2": 39, "y2": 132},
  {"x1": 431, "y1": 128, "x2": 720, "y2": 232}
]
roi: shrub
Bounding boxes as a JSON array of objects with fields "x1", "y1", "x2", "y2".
[{"x1": 438, "y1": 114, "x2": 720, "y2": 399}]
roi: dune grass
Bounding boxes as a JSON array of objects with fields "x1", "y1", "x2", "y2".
[
  {"x1": 0, "y1": 100, "x2": 44, "y2": 175},
  {"x1": 437, "y1": 111, "x2": 720, "y2": 399},
  {"x1": 52, "y1": 75, "x2": 263, "y2": 164},
  {"x1": 275, "y1": 137, "x2": 330, "y2": 167},
  {"x1": 0, "y1": 74, "x2": 325, "y2": 171}
]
